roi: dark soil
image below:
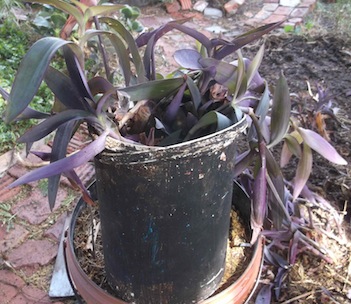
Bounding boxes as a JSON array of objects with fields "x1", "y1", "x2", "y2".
[
  {"x1": 246, "y1": 34, "x2": 351, "y2": 216},
  {"x1": 244, "y1": 34, "x2": 351, "y2": 303}
]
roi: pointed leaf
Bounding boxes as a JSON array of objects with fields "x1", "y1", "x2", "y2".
[
  {"x1": 251, "y1": 160, "x2": 267, "y2": 244},
  {"x1": 44, "y1": 66, "x2": 91, "y2": 111},
  {"x1": 199, "y1": 58, "x2": 237, "y2": 88},
  {"x1": 186, "y1": 75, "x2": 202, "y2": 111},
  {"x1": 6, "y1": 38, "x2": 80, "y2": 123},
  {"x1": 100, "y1": 17, "x2": 146, "y2": 83},
  {"x1": 164, "y1": 82, "x2": 187, "y2": 123},
  {"x1": 255, "y1": 284, "x2": 272, "y2": 304},
  {"x1": 8, "y1": 131, "x2": 109, "y2": 188},
  {"x1": 247, "y1": 43, "x2": 264, "y2": 86},
  {"x1": 266, "y1": 147, "x2": 290, "y2": 228},
  {"x1": 118, "y1": 78, "x2": 185, "y2": 101},
  {"x1": 293, "y1": 142, "x2": 312, "y2": 200},
  {"x1": 63, "y1": 46, "x2": 94, "y2": 102},
  {"x1": 88, "y1": 76, "x2": 114, "y2": 96},
  {"x1": 64, "y1": 169, "x2": 95, "y2": 206},
  {"x1": 269, "y1": 72, "x2": 291, "y2": 148},
  {"x1": 84, "y1": 4, "x2": 124, "y2": 22},
  {"x1": 0, "y1": 87, "x2": 9, "y2": 100},
  {"x1": 184, "y1": 111, "x2": 232, "y2": 141},
  {"x1": 298, "y1": 127, "x2": 347, "y2": 165},
  {"x1": 215, "y1": 21, "x2": 284, "y2": 60},
  {"x1": 48, "y1": 120, "x2": 77, "y2": 209},
  {"x1": 80, "y1": 29, "x2": 131, "y2": 86},
  {"x1": 280, "y1": 134, "x2": 301, "y2": 167},
  {"x1": 280, "y1": 141, "x2": 292, "y2": 168},
  {"x1": 233, "y1": 150, "x2": 257, "y2": 178},
  {"x1": 18, "y1": 110, "x2": 95, "y2": 143},
  {"x1": 231, "y1": 50, "x2": 247, "y2": 98},
  {"x1": 15, "y1": 107, "x2": 50, "y2": 121},
  {"x1": 139, "y1": 21, "x2": 211, "y2": 79}
]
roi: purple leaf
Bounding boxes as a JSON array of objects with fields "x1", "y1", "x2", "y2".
[
  {"x1": 64, "y1": 170, "x2": 95, "y2": 207},
  {"x1": 6, "y1": 38, "x2": 81, "y2": 123},
  {"x1": 233, "y1": 150, "x2": 257, "y2": 178},
  {"x1": 184, "y1": 111, "x2": 232, "y2": 141},
  {"x1": 48, "y1": 120, "x2": 77, "y2": 210},
  {"x1": 164, "y1": 82, "x2": 187, "y2": 124},
  {"x1": 293, "y1": 143, "x2": 312, "y2": 200},
  {"x1": 8, "y1": 130, "x2": 108, "y2": 188},
  {"x1": 274, "y1": 268, "x2": 288, "y2": 300},
  {"x1": 18, "y1": 110, "x2": 95, "y2": 143},
  {"x1": 99, "y1": 17, "x2": 146, "y2": 83},
  {"x1": 269, "y1": 72, "x2": 291, "y2": 148},
  {"x1": 280, "y1": 134, "x2": 301, "y2": 168},
  {"x1": 0, "y1": 86, "x2": 9, "y2": 100},
  {"x1": 15, "y1": 107, "x2": 50, "y2": 121},
  {"x1": 31, "y1": 151, "x2": 51, "y2": 161},
  {"x1": 199, "y1": 58, "x2": 237, "y2": 87},
  {"x1": 280, "y1": 141, "x2": 292, "y2": 168},
  {"x1": 264, "y1": 248, "x2": 289, "y2": 268},
  {"x1": 88, "y1": 76, "x2": 114, "y2": 96},
  {"x1": 250, "y1": 152, "x2": 267, "y2": 244},
  {"x1": 265, "y1": 147, "x2": 289, "y2": 228},
  {"x1": 44, "y1": 66, "x2": 92, "y2": 112},
  {"x1": 255, "y1": 284, "x2": 272, "y2": 304},
  {"x1": 186, "y1": 75, "x2": 202, "y2": 110},
  {"x1": 173, "y1": 49, "x2": 202, "y2": 69},
  {"x1": 298, "y1": 127, "x2": 347, "y2": 165},
  {"x1": 63, "y1": 46, "x2": 94, "y2": 103},
  {"x1": 138, "y1": 21, "x2": 211, "y2": 79},
  {"x1": 289, "y1": 231, "x2": 299, "y2": 264},
  {"x1": 214, "y1": 21, "x2": 284, "y2": 60}
]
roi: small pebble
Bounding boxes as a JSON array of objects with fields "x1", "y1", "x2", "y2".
[{"x1": 204, "y1": 7, "x2": 223, "y2": 18}]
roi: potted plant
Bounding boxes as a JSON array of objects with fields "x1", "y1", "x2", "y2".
[{"x1": 2, "y1": 1, "x2": 347, "y2": 303}]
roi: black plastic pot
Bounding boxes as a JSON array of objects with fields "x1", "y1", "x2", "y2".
[
  {"x1": 92, "y1": 118, "x2": 247, "y2": 303},
  {"x1": 64, "y1": 180, "x2": 264, "y2": 304}
]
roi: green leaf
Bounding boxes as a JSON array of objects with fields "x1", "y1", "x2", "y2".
[
  {"x1": 80, "y1": 29, "x2": 131, "y2": 86},
  {"x1": 232, "y1": 50, "x2": 248, "y2": 99},
  {"x1": 30, "y1": 0, "x2": 83, "y2": 29},
  {"x1": 184, "y1": 111, "x2": 232, "y2": 141},
  {"x1": 186, "y1": 76, "x2": 202, "y2": 111},
  {"x1": 118, "y1": 78, "x2": 185, "y2": 101},
  {"x1": 6, "y1": 38, "x2": 82, "y2": 123},
  {"x1": 265, "y1": 147, "x2": 288, "y2": 229},
  {"x1": 100, "y1": 17, "x2": 146, "y2": 83},
  {"x1": 246, "y1": 43, "x2": 264, "y2": 86},
  {"x1": 293, "y1": 143, "x2": 312, "y2": 200},
  {"x1": 269, "y1": 71, "x2": 291, "y2": 148},
  {"x1": 298, "y1": 127, "x2": 347, "y2": 165},
  {"x1": 84, "y1": 4, "x2": 124, "y2": 24},
  {"x1": 200, "y1": 58, "x2": 236, "y2": 88},
  {"x1": 280, "y1": 134, "x2": 301, "y2": 167}
]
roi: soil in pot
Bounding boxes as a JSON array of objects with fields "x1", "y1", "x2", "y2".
[{"x1": 73, "y1": 204, "x2": 254, "y2": 302}]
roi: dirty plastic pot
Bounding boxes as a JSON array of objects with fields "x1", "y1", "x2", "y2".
[
  {"x1": 92, "y1": 118, "x2": 247, "y2": 303},
  {"x1": 64, "y1": 181, "x2": 264, "y2": 304}
]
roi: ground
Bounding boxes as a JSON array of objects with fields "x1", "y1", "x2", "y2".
[{"x1": 245, "y1": 34, "x2": 351, "y2": 303}]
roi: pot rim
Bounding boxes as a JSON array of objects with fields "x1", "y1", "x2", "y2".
[
  {"x1": 63, "y1": 197, "x2": 264, "y2": 304},
  {"x1": 103, "y1": 116, "x2": 247, "y2": 155}
]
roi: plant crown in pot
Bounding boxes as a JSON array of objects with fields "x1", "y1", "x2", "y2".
[{"x1": 2, "y1": 0, "x2": 348, "y2": 302}]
